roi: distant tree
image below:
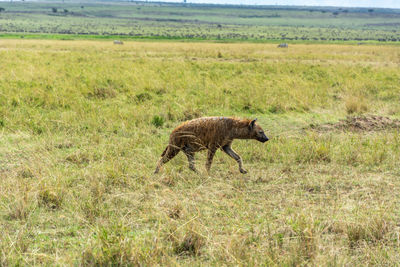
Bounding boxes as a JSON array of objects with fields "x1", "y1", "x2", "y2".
[
  {"x1": 368, "y1": 9, "x2": 374, "y2": 12},
  {"x1": 0, "y1": 7, "x2": 5, "y2": 12},
  {"x1": 332, "y1": 12, "x2": 339, "y2": 16},
  {"x1": 81, "y1": 5, "x2": 84, "y2": 9},
  {"x1": 51, "y1": 7, "x2": 57, "y2": 13},
  {"x1": 63, "y1": 9, "x2": 68, "y2": 13}
]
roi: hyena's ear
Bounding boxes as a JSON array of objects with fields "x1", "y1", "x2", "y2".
[{"x1": 249, "y1": 118, "x2": 257, "y2": 130}]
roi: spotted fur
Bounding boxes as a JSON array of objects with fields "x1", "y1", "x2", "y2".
[{"x1": 154, "y1": 117, "x2": 269, "y2": 174}]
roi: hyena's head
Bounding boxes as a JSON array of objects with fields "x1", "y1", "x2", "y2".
[{"x1": 248, "y1": 119, "x2": 269, "y2": 143}]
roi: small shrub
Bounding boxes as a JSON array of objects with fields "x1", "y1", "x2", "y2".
[{"x1": 151, "y1": 115, "x2": 164, "y2": 128}]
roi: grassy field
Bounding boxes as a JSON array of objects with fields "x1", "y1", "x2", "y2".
[
  {"x1": 0, "y1": 1, "x2": 400, "y2": 42},
  {"x1": 1, "y1": 39, "x2": 400, "y2": 265}
]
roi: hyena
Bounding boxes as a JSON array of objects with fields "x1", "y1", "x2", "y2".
[{"x1": 154, "y1": 117, "x2": 269, "y2": 174}]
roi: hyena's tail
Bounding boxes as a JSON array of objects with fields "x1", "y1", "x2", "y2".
[
  {"x1": 160, "y1": 146, "x2": 168, "y2": 157},
  {"x1": 154, "y1": 145, "x2": 180, "y2": 174}
]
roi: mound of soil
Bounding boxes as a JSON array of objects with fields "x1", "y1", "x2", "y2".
[{"x1": 313, "y1": 115, "x2": 400, "y2": 132}]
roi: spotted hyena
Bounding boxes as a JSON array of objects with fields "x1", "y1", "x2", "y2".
[{"x1": 154, "y1": 117, "x2": 269, "y2": 174}]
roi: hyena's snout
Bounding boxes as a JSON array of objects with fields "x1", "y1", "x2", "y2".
[{"x1": 258, "y1": 133, "x2": 269, "y2": 143}]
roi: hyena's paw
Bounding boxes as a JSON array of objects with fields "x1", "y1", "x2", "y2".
[
  {"x1": 189, "y1": 166, "x2": 198, "y2": 173},
  {"x1": 239, "y1": 168, "x2": 248, "y2": 174}
]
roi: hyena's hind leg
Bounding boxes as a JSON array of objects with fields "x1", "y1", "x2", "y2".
[
  {"x1": 182, "y1": 146, "x2": 197, "y2": 172},
  {"x1": 222, "y1": 145, "x2": 247, "y2": 174},
  {"x1": 205, "y1": 148, "x2": 217, "y2": 173},
  {"x1": 154, "y1": 145, "x2": 180, "y2": 174}
]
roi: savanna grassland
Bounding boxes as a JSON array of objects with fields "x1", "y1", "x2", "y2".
[
  {"x1": 1, "y1": 40, "x2": 400, "y2": 265},
  {"x1": 0, "y1": 2, "x2": 400, "y2": 42}
]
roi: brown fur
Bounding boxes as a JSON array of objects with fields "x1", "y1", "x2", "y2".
[{"x1": 154, "y1": 117, "x2": 269, "y2": 174}]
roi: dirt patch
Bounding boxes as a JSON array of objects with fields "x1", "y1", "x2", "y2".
[{"x1": 311, "y1": 115, "x2": 400, "y2": 132}]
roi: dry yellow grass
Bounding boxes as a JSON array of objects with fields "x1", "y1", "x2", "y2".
[{"x1": 1, "y1": 40, "x2": 400, "y2": 265}]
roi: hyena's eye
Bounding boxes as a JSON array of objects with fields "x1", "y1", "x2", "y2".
[{"x1": 258, "y1": 131, "x2": 263, "y2": 134}]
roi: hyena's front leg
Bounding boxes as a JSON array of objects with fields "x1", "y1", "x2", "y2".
[
  {"x1": 222, "y1": 145, "x2": 247, "y2": 174},
  {"x1": 205, "y1": 148, "x2": 217, "y2": 173}
]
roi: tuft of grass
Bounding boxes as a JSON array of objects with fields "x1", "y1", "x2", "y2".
[
  {"x1": 347, "y1": 217, "x2": 390, "y2": 247},
  {"x1": 173, "y1": 230, "x2": 205, "y2": 256},
  {"x1": 18, "y1": 167, "x2": 35, "y2": 179},
  {"x1": 82, "y1": 224, "x2": 135, "y2": 266},
  {"x1": 181, "y1": 107, "x2": 203, "y2": 121},
  {"x1": 65, "y1": 151, "x2": 90, "y2": 165},
  {"x1": 88, "y1": 86, "x2": 117, "y2": 99},
  {"x1": 8, "y1": 195, "x2": 31, "y2": 220},
  {"x1": 287, "y1": 216, "x2": 318, "y2": 263},
  {"x1": 135, "y1": 92, "x2": 152, "y2": 103},
  {"x1": 345, "y1": 96, "x2": 368, "y2": 114},
  {"x1": 38, "y1": 189, "x2": 62, "y2": 209},
  {"x1": 152, "y1": 115, "x2": 165, "y2": 128},
  {"x1": 168, "y1": 204, "x2": 182, "y2": 219}
]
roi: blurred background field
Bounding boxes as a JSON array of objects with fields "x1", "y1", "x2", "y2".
[{"x1": 0, "y1": 2, "x2": 400, "y2": 42}]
